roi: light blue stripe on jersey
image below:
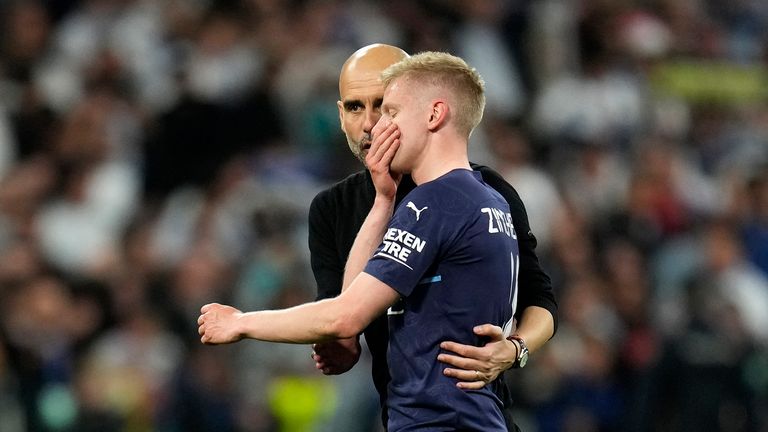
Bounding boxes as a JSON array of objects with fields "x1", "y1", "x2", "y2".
[{"x1": 418, "y1": 275, "x2": 442, "y2": 285}]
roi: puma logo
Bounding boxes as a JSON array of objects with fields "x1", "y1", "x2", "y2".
[{"x1": 406, "y1": 201, "x2": 428, "y2": 221}]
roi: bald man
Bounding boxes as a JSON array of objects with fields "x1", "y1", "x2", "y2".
[{"x1": 308, "y1": 44, "x2": 557, "y2": 430}]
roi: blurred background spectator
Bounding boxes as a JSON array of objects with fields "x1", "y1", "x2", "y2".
[{"x1": 0, "y1": 0, "x2": 767, "y2": 431}]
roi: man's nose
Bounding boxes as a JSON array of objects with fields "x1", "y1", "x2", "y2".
[{"x1": 363, "y1": 110, "x2": 381, "y2": 133}]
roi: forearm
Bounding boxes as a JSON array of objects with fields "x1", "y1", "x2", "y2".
[
  {"x1": 342, "y1": 196, "x2": 394, "y2": 290},
  {"x1": 234, "y1": 271, "x2": 399, "y2": 344},
  {"x1": 513, "y1": 305, "x2": 555, "y2": 353},
  {"x1": 516, "y1": 243, "x2": 559, "y2": 334},
  {"x1": 238, "y1": 299, "x2": 358, "y2": 344}
]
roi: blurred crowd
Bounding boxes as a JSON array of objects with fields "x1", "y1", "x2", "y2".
[{"x1": 0, "y1": 0, "x2": 767, "y2": 431}]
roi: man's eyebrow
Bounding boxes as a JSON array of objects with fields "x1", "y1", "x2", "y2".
[
  {"x1": 342, "y1": 98, "x2": 383, "y2": 110},
  {"x1": 343, "y1": 99, "x2": 363, "y2": 110}
]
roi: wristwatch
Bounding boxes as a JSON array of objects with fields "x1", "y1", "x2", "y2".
[{"x1": 507, "y1": 334, "x2": 529, "y2": 368}]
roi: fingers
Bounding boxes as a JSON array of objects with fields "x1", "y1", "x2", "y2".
[
  {"x1": 473, "y1": 324, "x2": 504, "y2": 340},
  {"x1": 312, "y1": 344, "x2": 331, "y2": 363},
  {"x1": 197, "y1": 307, "x2": 215, "y2": 343},
  {"x1": 200, "y1": 302, "x2": 225, "y2": 316},
  {"x1": 440, "y1": 341, "x2": 484, "y2": 360},
  {"x1": 198, "y1": 314, "x2": 210, "y2": 345},
  {"x1": 367, "y1": 124, "x2": 400, "y2": 166},
  {"x1": 438, "y1": 352, "x2": 480, "y2": 370},
  {"x1": 315, "y1": 361, "x2": 332, "y2": 375},
  {"x1": 309, "y1": 339, "x2": 360, "y2": 375},
  {"x1": 312, "y1": 342, "x2": 328, "y2": 356},
  {"x1": 312, "y1": 355, "x2": 339, "y2": 375},
  {"x1": 198, "y1": 303, "x2": 240, "y2": 345},
  {"x1": 456, "y1": 376, "x2": 487, "y2": 390},
  {"x1": 369, "y1": 123, "x2": 393, "y2": 156},
  {"x1": 370, "y1": 116, "x2": 389, "y2": 139},
  {"x1": 310, "y1": 344, "x2": 328, "y2": 370},
  {"x1": 439, "y1": 342, "x2": 503, "y2": 390},
  {"x1": 442, "y1": 367, "x2": 488, "y2": 390},
  {"x1": 379, "y1": 134, "x2": 400, "y2": 168},
  {"x1": 371, "y1": 118, "x2": 394, "y2": 143}
]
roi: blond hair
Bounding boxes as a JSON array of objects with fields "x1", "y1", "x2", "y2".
[{"x1": 380, "y1": 51, "x2": 486, "y2": 137}]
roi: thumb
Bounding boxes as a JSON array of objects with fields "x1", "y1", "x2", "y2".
[{"x1": 473, "y1": 324, "x2": 504, "y2": 340}]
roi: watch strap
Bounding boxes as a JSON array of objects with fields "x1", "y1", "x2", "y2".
[{"x1": 506, "y1": 334, "x2": 529, "y2": 368}]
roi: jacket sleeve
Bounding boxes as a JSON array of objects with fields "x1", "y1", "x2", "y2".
[
  {"x1": 478, "y1": 165, "x2": 558, "y2": 334},
  {"x1": 308, "y1": 190, "x2": 344, "y2": 301}
]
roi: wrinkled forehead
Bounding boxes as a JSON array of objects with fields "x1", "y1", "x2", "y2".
[{"x1": 340, "y1": 69, "x2": 385, "y2": 101}]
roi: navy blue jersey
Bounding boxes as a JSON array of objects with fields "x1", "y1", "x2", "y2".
[{"x1": 364, "y1": 169, "x2": 520, "y2": 432}]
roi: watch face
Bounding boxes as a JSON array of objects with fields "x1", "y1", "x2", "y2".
[{"x1": 519, "y1": 353, "x2": 528, "y2": 368}]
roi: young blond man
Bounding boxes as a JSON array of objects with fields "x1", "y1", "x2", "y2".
[{"x1": 199, "y1": 52, "x2": 523, "y2": 431}]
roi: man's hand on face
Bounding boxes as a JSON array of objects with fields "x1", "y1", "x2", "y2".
[
  {"x1": 367, "y1": 120, "x2": 401, "y2": 202},
  {"x1": 437, "y1": 324, "x2": 517, "y2": 390},
  {"x1": 311, "y1": 337, "x2": 362, "y2": 375}
]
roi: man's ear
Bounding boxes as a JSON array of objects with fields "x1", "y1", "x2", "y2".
[
  {"x1": 337, "y1": 100, "x2": 346, "y2": 133},
  {"x1": 427, "y1": 100, "x2": 448, "y2": 132}
]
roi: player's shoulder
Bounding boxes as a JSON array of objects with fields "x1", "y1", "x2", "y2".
[
  {"x1": 408, "y1": 170, "x2": 486, "y2": 207},
  {"x1": 427, "y1": 168, "x2": 486, "y2": 191}
]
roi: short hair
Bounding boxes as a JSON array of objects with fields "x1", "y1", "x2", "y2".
[{"x1": 380, "y1": 51, "x2": 486, "y2": 137}]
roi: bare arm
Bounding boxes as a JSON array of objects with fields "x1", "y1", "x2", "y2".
[
  {"x1": 342, "y1": 121, "x2": 401, "y2": 291},
  {"x1": 311, "y1": 192, "x2": 393, "y2": 371},
  {"x1": 199, "y1": 272, "x2": 400, "y2": 345},
  {"x1": 311, "y1": 194, "x2": 391, "y2": 373},
  {"x1": 311, "y1": 121, "x2": 401, "y2": 373},
  {"x1": 512, "y1": 305, "x2": 556, "y2": 353},
  {"x1": 341, "y1": 197, "x2": 395, "y2": 290},
  {"x1": 200, "y1": 123, "x2": 404, "y2": 348}
]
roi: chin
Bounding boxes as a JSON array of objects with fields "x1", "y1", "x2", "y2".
[{"x1": 389, "y1": 159, "x2": 408, "y2": 175}]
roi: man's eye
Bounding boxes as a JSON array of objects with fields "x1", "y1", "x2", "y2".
[{"x1": 348, "y1": 104, "x2": 363, "y2": 112}]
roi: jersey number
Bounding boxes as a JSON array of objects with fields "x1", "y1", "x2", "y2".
[{"x1": 502, "y1": 252, "x2": 519, "y2": 337}]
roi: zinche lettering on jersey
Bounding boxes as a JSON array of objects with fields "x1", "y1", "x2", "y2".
[
  {"x1": 376, "y1": 228, "x2": 427, "y2": 270},
  {"x1": 481, "y1": 207, "x2": 517, "y2": 238}
]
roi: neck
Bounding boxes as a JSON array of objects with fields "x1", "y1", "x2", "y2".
[{"x1": 410, "y1": 134, "x2": 471, "y2": 185}]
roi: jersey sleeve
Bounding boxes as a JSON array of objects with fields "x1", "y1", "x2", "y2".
[
  {"x1": 308, "y1": 189, "x2": 343, "y2": 301},
  {"x1": 364, "y1": 193, "x2": 448, "y2": 297}
]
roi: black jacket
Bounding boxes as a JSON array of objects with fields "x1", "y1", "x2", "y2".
[{"x1": 308, "y1": 164, "x2": 558, "y2": 429}]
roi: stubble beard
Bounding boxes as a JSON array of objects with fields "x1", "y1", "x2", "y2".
[{"x1": 347, "y1": 134, "x2": 372, "y2": 166}]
